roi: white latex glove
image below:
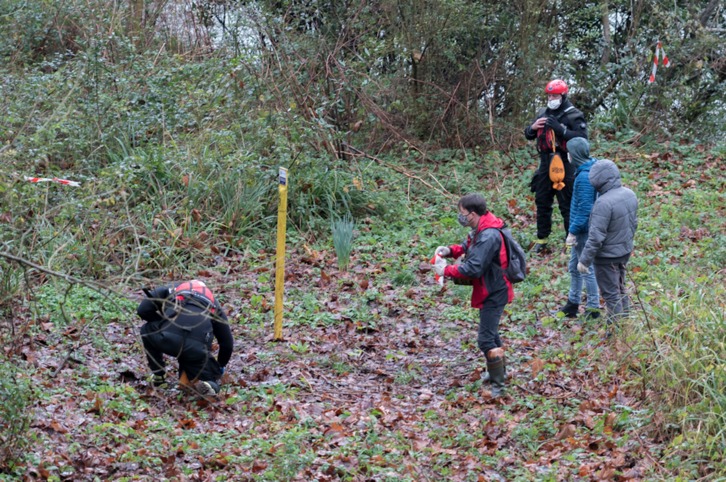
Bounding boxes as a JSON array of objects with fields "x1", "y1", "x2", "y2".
[
  {"x1": 433, "y1": 257, "x2": 447, "y2": 276},
  {"x1": 565, "y1": 233, "x2": 577, "y2": 246},
  {"x1": 435, "y1": 246, "x2": 451, "y2": 257},
  {"x1": 577, "y1": 262, "x2": 589, "y2": 274}
]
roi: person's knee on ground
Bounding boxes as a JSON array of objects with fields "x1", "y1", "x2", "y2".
[{"x1": 140, "y1": 331, "x2": 167, "y2": 376}]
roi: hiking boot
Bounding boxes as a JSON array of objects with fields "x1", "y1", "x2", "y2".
[
  {"x1": 555, "y1": 301, "x2": 580, "y2": 318},
  {"x1": 151, "y1": 374, "x2": 167, "y2": 387},
  {"x1": 486, "y1": 357, "x2": 506, "y2": 398},
  {"x1": 194, "y1": 380, "x2": 219, "y2": 397},
  {"x1": 532, "y1": 241, "x2": 549, "y2": 254},
  {"x1": 582, "y1": 308, "x2": 601, "y2": 321}
]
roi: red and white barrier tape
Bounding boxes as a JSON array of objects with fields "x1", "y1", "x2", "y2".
[
  {"x1": 648, "y1": 40, "x2": 670, "y2": 84},
  {"x1": 25, "y1": 176, "x2": 81, "y2": 187}
]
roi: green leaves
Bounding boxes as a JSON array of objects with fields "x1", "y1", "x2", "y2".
[
  {"x1": 0, "y1": 362, "x2": 34, "y2": 470},
  {"x1": 0, "y1": 2, "x2": 723, "y2": 477},
  {"x1": 331, "y1": 214, "x2": 355, "y2": 271}
]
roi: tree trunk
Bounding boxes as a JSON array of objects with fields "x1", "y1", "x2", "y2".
[
  {"x1": 601, "y1": 0, "x2": 611, "y2": 66},
  {"x1": 129, "y1": 0, "x2": 145, "y2": 48}
]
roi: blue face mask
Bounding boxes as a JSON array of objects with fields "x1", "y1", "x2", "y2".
[{"x1": 457, "y1": 213, "x2": 470, "y2": 227}]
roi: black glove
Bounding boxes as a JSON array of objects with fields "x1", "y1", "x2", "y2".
[{"x1": 545, "y1": 117, "x2": 566, "y2": 136}]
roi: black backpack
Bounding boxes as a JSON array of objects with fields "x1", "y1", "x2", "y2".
[{"x1": 489, "y1": 227, "x2": 527, "y2": 283}]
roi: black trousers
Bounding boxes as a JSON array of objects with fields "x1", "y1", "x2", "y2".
[
  {"x1": 476, "y1": 291, "x2": 508, "y2": 358},
  {"x1": 531, "y1": 155, "x2": 575, "y2": 240},
  {"x1": 140, "y1": 322, "x2": 222, "y2": 383}
]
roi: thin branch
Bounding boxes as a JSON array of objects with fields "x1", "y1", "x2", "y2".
[{"x1": 628, "y1": 271, "x2": 659, "y2": 353}]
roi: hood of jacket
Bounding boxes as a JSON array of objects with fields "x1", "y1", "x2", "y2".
[
  {"x1": 589, "y1": 159, "x2": 622, "y2": 194},
  {"x1": 475, "y1": 211, "x2": 505, "y2": 233},
  {"x1": 567, "y1": 137, "x2": 590, "y2": 167},
  {"x1": 576, "y1": 158, "x2": 597, "y2": 176}
]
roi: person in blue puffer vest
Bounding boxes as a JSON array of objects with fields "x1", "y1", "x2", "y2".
[{"x1": 554, "y1": 138, "x2": 601, "y2": 320}]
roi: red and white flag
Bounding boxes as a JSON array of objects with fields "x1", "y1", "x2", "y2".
[
  {"x1": 25, "y1": 176, "x2": 81, "y2": 187},
  {"x1": 648, "y1": 40, "x2": 670, "y2": 83}
]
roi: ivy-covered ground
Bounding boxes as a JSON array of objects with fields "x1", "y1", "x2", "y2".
[{"x1": 3, "y1": 142, "x2": 724, "y2": 481}]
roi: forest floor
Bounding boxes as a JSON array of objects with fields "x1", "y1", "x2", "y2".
[
  {"x1": 6, "y1": 144, "x2": 724, "y2": 481},
  {"x1": 14, "y1": 237, "x2": 666, "y2": 482}
]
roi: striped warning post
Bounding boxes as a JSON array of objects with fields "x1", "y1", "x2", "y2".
[{"x1": 648, "y1": 40, "x2": 670, "y2": 84}]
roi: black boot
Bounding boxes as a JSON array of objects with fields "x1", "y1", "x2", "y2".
[
  {"x1": 556, "y1": 301, "x2": 580, "y2": 318},
  {"x1": 581, "y1": 308, "x2": 601, "y2": 321},
  {"x1": 151, "y1": 373, "x2": 167, "y2": 387},
  {"x1": 532, "y1": 241, "x2": 549, "y2": 254},
  {"x1": 486, "y1": 357, "x2": 506, "y2": 398}
]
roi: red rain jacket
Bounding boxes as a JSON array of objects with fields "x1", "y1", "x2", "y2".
[{"x1": 444, "y1": 212, "x2": 514, "y2": 308}]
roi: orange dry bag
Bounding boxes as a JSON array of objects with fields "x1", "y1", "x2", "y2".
[{"x1": 548, "y1": 130, "x2": 565, "y2": 190}]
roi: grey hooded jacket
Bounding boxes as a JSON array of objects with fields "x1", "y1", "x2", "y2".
[{"x1": 579, "y1": 160, "x2": 638, "y2": 266}]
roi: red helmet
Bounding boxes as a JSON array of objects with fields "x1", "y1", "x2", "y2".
[
  {"x1": 174, "y1": 280, "x2": 215, "y2": 305},
  {"x1": 545, "y1": 79, "x2": 569, "y2": 95}
]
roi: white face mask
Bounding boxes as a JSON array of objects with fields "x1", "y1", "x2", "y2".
[{"x1": 547, "y1": 98, "x2": 562, "y2": 110}]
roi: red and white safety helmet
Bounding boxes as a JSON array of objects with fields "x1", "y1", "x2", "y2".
[
  {"x1": 545, "y1": 79, "x2": 569, "y2": 95},
  {"x1": 174, "y1": 280, "x2": 215, "y2": 306}
]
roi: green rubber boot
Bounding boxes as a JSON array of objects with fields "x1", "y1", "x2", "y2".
[
  {"x1": 482, "y1": 356, "x2": 507, "y2": 382},
  {"x1": 486, "y1": 357, "x2": 506, "y2": 398}
]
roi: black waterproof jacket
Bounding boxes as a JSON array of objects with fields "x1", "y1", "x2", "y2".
[
  {"x1": 524, "y1": 97, "x2": 588, "y2": 160},
  {"x1": 137, "y1": 283, "x2": 234, "y2": 367}
]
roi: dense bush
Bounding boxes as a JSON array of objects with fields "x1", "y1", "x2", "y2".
[{"x1": 0, "y1": 359, "x2": 34, "y2": 472}]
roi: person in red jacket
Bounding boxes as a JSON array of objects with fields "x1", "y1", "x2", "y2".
[
  {"x1": 433, "y1": 194, "x2": 514, "y2": 397},
  {"x1": 137, "y1": 280, "x2": 233, "y2": 396}
]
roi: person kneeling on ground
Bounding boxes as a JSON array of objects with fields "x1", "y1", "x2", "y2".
[
  {"x1": 137, "y1": 280, "x2": 233, "y2": 396},
  {"x1": 433, "y1": 194, "x2": 514, "y2": 397}
]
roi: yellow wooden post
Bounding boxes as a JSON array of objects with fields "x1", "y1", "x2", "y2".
[{"x1": 273, "y1": 167, "x2": 288, "y2": 340}]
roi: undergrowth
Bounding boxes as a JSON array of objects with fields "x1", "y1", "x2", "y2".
[{"x1": 0, "y1": 16, "x2": 723, "y2": 478}]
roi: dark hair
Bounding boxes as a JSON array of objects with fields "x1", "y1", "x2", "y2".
[{"x1": 458, "y1": 194, "x2": 488, "y2": 215}]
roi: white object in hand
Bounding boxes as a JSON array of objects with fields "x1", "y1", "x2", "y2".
[{"x1": 433, "y1": 256, "x2": 447, "y2": 277}]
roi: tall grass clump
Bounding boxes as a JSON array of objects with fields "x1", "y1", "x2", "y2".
[
  {"x1": 288, "y1": 158, "x2": 374, "y2": 236},
  {"x1": 331, "y1": 214, "x2": 355, "y2": 271},
  {"x1": 624, "y1": 270, "x2": 725, "y2": 477},
  {"x1": 204, "y1": 169, "x2": 276, "y2": 239}
]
